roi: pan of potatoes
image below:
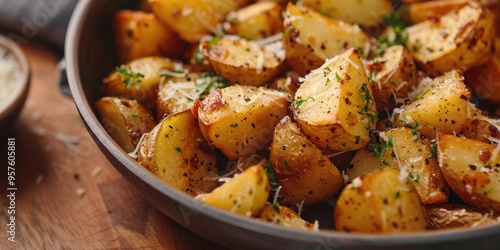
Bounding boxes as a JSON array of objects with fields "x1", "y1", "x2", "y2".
[{"x1": 66, "y1": 0, "x2": 500, "y2": 249}]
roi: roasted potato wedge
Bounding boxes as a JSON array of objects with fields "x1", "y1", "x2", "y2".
[
  {"x1": 200, "y1": 164, "x2": 270, "y2": 217},
  {"x1": 394, "y1": 70, "x2": 470, "y2": 139},
  {"x1": 137, "y1": 110, "x2": 218, "y2": 196},
  {"x1": 283, "y1": 3, "x2": 374, "y2": 75},
  {"x1": 407, "y1": 0, "x2": 469, "y2": 24},
  {"x1": 95, "y1": 97, "x2": 156, "y2": 153},
  {"x1": 269, "y1": 116, "x2": 344, "y2": 205},
  {"x1": 462, "y1": 117, "x2": 500, "y2": 143},
  {"x1": 223, "y1": 2, "x2": 283, "y2": 40},
  {"x1": 257, "y1": 203, "x2": 315, "y2": 231},
  {"x1": 113, "y1": 10, "x2": 186, "y2": 63},
  {"x1": 200, "y1": 36, "x2": 286, "y2": 86},
  {"x1": 299, "y1": 0, "x2": 393, "y2": 28},
  {"x1": 149, "y1": 0, "x2": 220, "y2": 43},
  {"x1": 102, "y1": 56, "x2": 181, "y2": 108},
  {"x1": 196, "y1": 85, "x2": 289, "y2": 159},
  {"x1": 335, "y1": 168, "x2": 429, "y2": 233},
  {"x1": 293, "y1": 49, "x2": 377, "y2": 151},
  {"x1": 366, "y1": 45, "x2": 419, "y2": 112},
  {"x1": 427, "y1": 203, "x2": 499, "y2": 229},
  {"x1": 405, "y1": 2, "x2": 495, "y2": 76},
  {"x1": 437, "y1": 132, "x2": 500, "y2": 212}
]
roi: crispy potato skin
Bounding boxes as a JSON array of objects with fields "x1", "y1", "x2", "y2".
[
  {"x1": 427, "y1": 203, "x2": 499, "y2": 229},
  {"x1": 102, "y1": 56, "x2": 179, "y2": 108},
  {"x1": 196, "y1": 85, "x2": 289, "y2": 159},
  {"x1": 223, "y1": 2, "x2": 283, "y2": 39},
  {"x1": 293, "y1": 49, "x2": 377, "y2": 151},
  {"x1": 405, "y1": 2, "x2": 495, "y2": 76},
  {"x1": 270, "y1": 117, "x2": 344, "y2": 205},
  {"x1": 113, "y1": 10, "x2": 186, "y2": 63},
  {"x1": 201, "y1": 164, "x2": 270, "y2": 217},
  {"x1": 96, "y1": 97, "x2": 156, "y2": 153},
  {"x1": 335, "y1": 168, "x2": 430, "y2": 233},
  {"x1": 437, "y1": 132, "x2": 500, "y2": 212},
  {"x1": 137, "y1": 110, "x2": 218, "y2": 196},
  {"x1": 257, "y1": 203, "x2": 314, "y2": 231},
  {"x1": 394, "y1": 70, "x2": 470, "y2": 139},
  {"x1": 200, "y1": 36, "x2": 286, "y2": 86},
  {"x1": 283, "y1": 3, "x2": 373, "y2": 75}
]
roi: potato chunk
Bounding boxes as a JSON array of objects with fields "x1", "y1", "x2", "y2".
[
  {"x1": 137, "y1": 110, "x2": 217, "y2": 196},
  {"x1": 293, "y1": 48, "x2": 377, "y2": 151},
  {"x1": 200, "y1": 164, "x2": 270, "y2": 217},
  {"x1": 95, "y1": 97, "x2": 156, "y2": 153},
  {"x1": 283, "y1": 3, "x2": 373, "y2": 75},
  {"x1": 335, "y1": 168, "x2": 429, "y2": 233},
  {"x1": 257, "y1": 203, "x2": 315, "y2": 231},
  {"x1": 437, "y1": 132, "x2": 500, "y2": 212},
  {"x1": 223, "y1": 2, "x2": 283, "y2": 40},
  {"x1": 196, "y1": 85, "x2": 289, "y2": 159},
  {"x1": 269, "y1": 117, "x2": 344, "y2": 205},
  {"x1": 407, "y1": 0, "x2": 469, "y2": 24},
  {"x1": 405, "y1": 2, "x2": 495, "y2": 76},
  {"x1": 427, "y1": 203, "x2": 499, "y2": 229},
  {"x1": 200, "y1": 36, "x2": 286, "y2": 86}
]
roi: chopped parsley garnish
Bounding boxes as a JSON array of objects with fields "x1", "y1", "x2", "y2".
[
  {"x1": 413, "y1": 44, "x2": 421, "y2": 52},
  {"x1": 194, "y1": 47, "x2": 205, "y2": 64},
  {"x1": 390, "y1": 79, "x2": 398, "y2": 86},
  {"x1": 416, "y1": 89, "x2": 430, "y2": 100},
  {"x1": 209, "y1": 36, "x2": 220, "y2": 47},
  {"x1": 131, "y1": 114, "x2": 139, "y2": 118},
  {"x1": 284, "y1": 160, "x2": 291, "y2": 172},
  {"x1": 229, "y1": 16, "x2": 238, "y2": 24},
  {"x1": 358, "y1": 83, "x2": 378, "y2": 124},
  {"x1": 265, "y1": 161, "x2": 279, "y2": 190},
  {"x1": 368, "y1": 70, "x2": 377, "y2": 83},
  {"x1": 174, "y1": 146, "x2": 182, "y2": 152},
  {"x1": 116, "y1": 65, "x2": 144, "y2": 89},
  {"x1": 395, "y1": 191, "x2": 401, "y2": 198},
  {"x1": 291, "y1": 97, "x2": 314, "y2": 108},
  {"x1": 335, "y1": 72, "x2": 341, "y2": 82},
  {"x1": 323, "y1": 66, "x2": 332, "y2": 74},
  {"x1": 428, "y1": 143, "x2": 437, "y2": 159},
  {"x1": 230, "y1": 123, "x2": 238, "y2": 128},
  {"x1": 484, "y1": 188, "x2": 494, "y2": 196},
  {"x1": 283, "y1": 26, "x2": 293, "y2": 36},
  {"x1": 161, "y1": 69, "x2": 186, "y2": 78},
  {"x1": 367, "y1": 133, "x2": 393, "y2": 165},
  {"x1": 407, "y1": 170, "x2": 420, "y2": 184},
  {"x1": 195, "y1": 71, "x2": 230, "y2": 97},
  {"x1": 359, "y1": 83, "x2": 374, "y2": 103},
  {"x1": 411, "y1": 122, "x2": 420, "y2": 142},
  {"x1": 272, "y1": 202, "x2": 280, "y2": 213}
]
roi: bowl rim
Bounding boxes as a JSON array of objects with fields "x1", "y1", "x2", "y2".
[
  {"x1": 0, "y1": 34, "x2": 30, "y2": 118},
  {"x1": 65, "y1": 0, "x2": 500, "y2": 247}
]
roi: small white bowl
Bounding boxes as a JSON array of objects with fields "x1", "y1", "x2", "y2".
[{"x1": 0, "y1": 34, "x2": 30, "y2": 135}]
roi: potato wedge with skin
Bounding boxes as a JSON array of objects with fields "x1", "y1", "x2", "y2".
[
  {"x1": 299, "y1": 0, "x2": 393, "y2": 28},
  {"x1": 137, "y1": 110, "x2": 217, "y2": 196},
  {"x1": 346, "y1": 146, "x2": 396, "y2": 183},
  {"x1": 407, "y1": 0, "x2": 469, "y2": 24},
  {"x1": 223, "y1": 2, "x2": 283, "y2": 40},
  {"x1": 427, "y1": 203, "x2": 499, "y2": 229},
  {"x1": 113, "y1": 10, "x2": 186, "y2": 64},
  {"x1": 96, "y1": 97, "x2": 156, "y2": 153},
  {"x1": 200, "y1": 164, "x2": 270, "y2": 217},
  {"x1": 405, "y1": 2, "x2": 495, "y2": 76},
  {"x1": 156, "y1": 72, "x2": 229, "y2": 120},
  {"x1": 269, "y1": 116, "x2": 344, "y2": 205},
  {"x1": 196, "y1": 85, "x2": 289, "y2": 159},
  {"x1": 283, "y1": 3, "x2": 374, "y2": 75},
  {"x1": 293, "y1": 49, "x2": 377, "y2": 151},
  {"x1": 102, "y1": 56, "x2": 182, "y2": 108},
  {"x1": 200, "y1": 36, "x2": 286, "y2": 86},
  {"x1": 335, "y1": 168, "x2": 429, "y2": 233},
  {"x1": 148, "y1": 0, "x2": 221, "y2": 43},
  {"x1": 366, "y1": 45, "x2": 419, "y2": 112},
  {"x1": 393, "y1": 70, "x2": 470, "y2": 139},
  {"x1": 257, "y1": 203, "x2": 315, "y2": 231},
  {"x1": 437, "y1": 132, "x2": 500, "y2": 212}
]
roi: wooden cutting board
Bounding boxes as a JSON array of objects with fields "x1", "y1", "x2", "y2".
[{"x1": 0, "y1": 40, "x2": 225, "y2": 249}]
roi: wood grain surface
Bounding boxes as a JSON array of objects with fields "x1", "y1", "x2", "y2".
[{"x1": 0, "y1": 40, "x2": 226, "y2": 249}]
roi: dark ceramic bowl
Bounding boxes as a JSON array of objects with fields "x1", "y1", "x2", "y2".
[
  {"x1": 65, "y1": 1, "x2": 500, "y2": 249},
  {"x1": 0, "y1": 34, "x2": 30, "y2": 135}
]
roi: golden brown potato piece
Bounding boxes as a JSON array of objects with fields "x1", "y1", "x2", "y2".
[
  {"x1": 101, "y1": 56, "x2": 181, "y2": 108},
  {"x1": 283, "y1": 3, "x2": 374, "y2": 75},
  {"x1": 269, "y1": 116, "x2": 344, "y2": 205},
  {"x1": 257, "y1": 203, "x2": 315, "y2": 231},
  {"x1": 196, "y1": 85, "x2": 289, "y2": 159},
  {"x1": 393, "y1": 70, "x2": 470, "y2": 139},
  {"x1": 95, "y1": 97, "x2": 156, "y2": 153},
  {"x1": 335, "y1": 168, "x2": 429, "y2": 233},
  {"x1": 148, "y1": 0, "x2": 220, "y2": 43},
  {"x1": 200, "y1": 36, "x2": 286, "y2": 86},
  {"x1": 156, "y1": 72, "x2": 229, "y2": 120},
  {"x1": 300, "y1": 0, "x2": 393, "y2": 28},
  {"x1": 137, "y1": 110, "x2": 217, "y2": 196},
  {"x1": 405, "y1": 2, "x2": 495, "y2": 76},
  {"x1": 293, "y1": 49, "x2": 377, "y2": 151},
  {"x1": 437, "y1": 132, "x2": 500, "y2": 212},
  {"x1": 223, "y1": 2, "x2": 283, "y2": 40},
  {"x1": 113, "y1": 10, "x2": 186, "y2": 63},
  {"x1": 427, "y1": 203, "x2": 499, "y2": 229},
  {"x1": 347, "y1": 128, "x2": 448, "y2": 204},
  {"x1": 407, "y1": 0, "x2": 469, "y2": 24},
  {"x1": 366, "y1": 45, "x2": 419, "y2": 112},
  {"x1": 200, "y1": 164, "x2": 270, "y2": 217},
  {"x1": 462, "y1": 117, "x2": 500, "y2": 143}
]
